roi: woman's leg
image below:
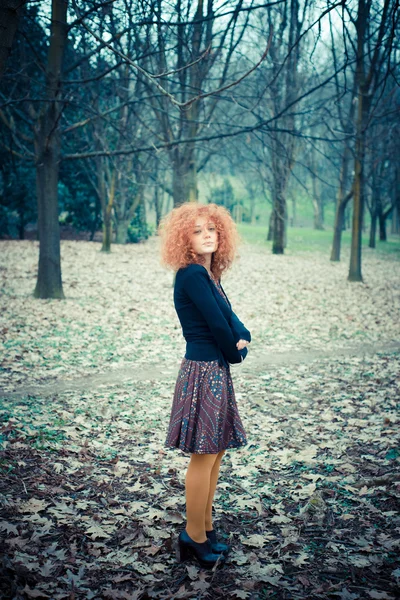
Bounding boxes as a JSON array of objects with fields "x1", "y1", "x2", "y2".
[
  {"x1": 205, "y1": 449, "x2": 225, "y2": 531},
  {"x1": 185, "y1": 452, "x2": 219, "y2": 543}
]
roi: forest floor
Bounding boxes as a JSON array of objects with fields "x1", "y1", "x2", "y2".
[{"x1": 0, "y1": 236, "x2": 399, "y2": 600}]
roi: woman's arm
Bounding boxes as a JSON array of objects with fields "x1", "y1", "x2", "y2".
[
  {"x1": 230, "y1": 311, "x2": 251, "y2": 343},
  {"x1": 182, "y1": 266, "x2": 244, "y2": 365},
  {"x1": 218, "y1": 280, "x2": 251, "y2": 344}
]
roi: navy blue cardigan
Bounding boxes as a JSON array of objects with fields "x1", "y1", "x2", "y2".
[{"x1": 174, "y1": 263, "x2": 251, "y2": 368}]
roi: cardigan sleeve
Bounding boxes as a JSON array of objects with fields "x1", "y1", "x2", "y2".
[
  {"x1": 230, "y1": 310, "x2": 251, "y2": 343},
  {"x1": 218, "y1": 280, "x2": 251, "y2": 344},
  {"x1": 182, "y1": 267, "x2": 244, "y2": 365}
]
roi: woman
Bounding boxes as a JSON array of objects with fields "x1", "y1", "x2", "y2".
[{"x1": 158, "y1": 202, "x2": 251, "y2": 569}]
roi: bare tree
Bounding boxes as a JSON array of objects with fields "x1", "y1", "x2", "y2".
[
  {"x1": 33, "y1": 0, "x2": 68, "y2": 298},
  {"x1": 133, "y1": 0, "x2": 271, "y2": 207},
  {"x1": 329, "y1": 6, "x2": 357, "y2": 262},
  {"x1": 348, "y1": 0, "x2": 398, "y2": 281}
]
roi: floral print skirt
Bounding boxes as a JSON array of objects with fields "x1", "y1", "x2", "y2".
[{"x1": 164, "y1": 357, "x2": 248, "y2": 454}]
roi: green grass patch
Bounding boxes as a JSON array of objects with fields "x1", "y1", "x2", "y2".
[{"x1": 237, "y1": 223, "x2": 400, "y2": 256}]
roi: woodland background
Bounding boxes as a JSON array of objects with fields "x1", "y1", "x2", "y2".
[
  {"x1": 0, "y1": 1, "x2": 400, "y2": 599},
  {"x1": 0, "y1": 0, "x2": 399, "y2": 285}
]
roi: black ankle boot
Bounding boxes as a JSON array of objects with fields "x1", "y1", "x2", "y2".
[
  {"x1": 178, "y1": 530, "x2": 226, "y2": 569},
  {"x1": 206, "y1": 529, "x2": 230, "y2": 555}
]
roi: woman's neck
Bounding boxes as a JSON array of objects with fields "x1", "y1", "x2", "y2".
[
  {"x1": 196, "y1": 255, "x2": 216, "y2": 280},
  {"x1": 208, "y1": 266, "x2": 218, "y2": 282}
]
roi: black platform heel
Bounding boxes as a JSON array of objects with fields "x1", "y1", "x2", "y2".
[
  {"x1": 178, "y1": 530, "x2": 226, "y2": 569},
  {"x1": 206, "y1": 529, "x2": 231, "y2": 555}
]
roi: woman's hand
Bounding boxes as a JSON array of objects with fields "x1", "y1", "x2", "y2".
[{"x1": 236, "y1": 339, "x2": 250, "y2": 351}]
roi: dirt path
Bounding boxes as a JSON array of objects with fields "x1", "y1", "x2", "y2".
[{"x1": 2, "y1": 340, "x2": 399, "y2": 400}]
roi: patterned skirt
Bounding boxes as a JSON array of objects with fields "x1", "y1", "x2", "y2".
[{"x1": 164, "y1": 357, "x2": 248, "y2": 454}]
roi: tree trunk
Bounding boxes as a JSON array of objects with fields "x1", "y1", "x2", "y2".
[
  {"x1": 369, "y1": 210, "x2": 377, "y2": 248},
  {"x1": 89, "y1": 195, "x2": 101, "y2": 241},
  {"x1": 268, "y1": 0, "x2": 299, "y2": 254},
  {"x1": 101, "y1": 171, "x2": 115, "y2": 252},
  {"x1": 311, "y1": 152, "x2": 324, "y2": 230},
  {"x1": 283, "y1": 205, "x2": 287, "y2": 249},
  {"x1": 154, "y1": 161, "x2": 162, "y2": 228},
  {"x1": 331, "y1": 144, "x2": 352, "y2": 261},
  {"x1": 271, "y1": 143, "x2": 291, "y2": 253},
  {"x1": 140, "y1": 192, "x2": 147, "y2": 230},
  {"x1": 345, "y1": 205, "x2": 351, "y2": 230},
  {"x1": 234, "y1": 203, "x2": 243, "y2": 224},
  {"x1": 348, "y1": 91, "x2": 366, "y2": 282},
  {"x1": 348, "y1": 0, "x2": 370, "y2": 283},
  {"x1": 33, "y1": 0, "x2": 68, "y2": 299},
  {"x1": 155, "y1": 187, "x2": 161, "y2": 228},
  {"x1": 378, "y1": 206, "x2": 387, "y2": 241},
  {"x1": 368, "y1": 167, "x2": 377, "y2": 248},
  {"x1": 331, "y1": 200, "x2": 346, "y2": 261},
  {"x1": 102, "y1": 210, "x2": 112, "y2": 251},
  {"x1": 267, "y1": 211, "x2": 273, "y2": 241},
  {"x1": 272, "y1": 179, "x2": 286, "y2": 254},
  {"x1": 248, "y1": 186, "x2": 256, "y2": 224},
  {"x1": 291, "y1": 195, "x2": 296, "y2": 227},
  {"x1": 34, "y1": 128, "x2": 64, "y2": 298},
  {"x1": 312, "y1": 196, "x2": 324, "y2": 230},
  {"x1": 187, "y1": 152, "x2": 197, "y2": 203},
  {"x1": 17, "y1": 192, "x2": 27, "y2": 240},
  {"x1": 172, "y1": 148, "x2": 197, "y2": 207},
  {"x1": 115, "y1": 219, "x2": 131, "y2": 244}
]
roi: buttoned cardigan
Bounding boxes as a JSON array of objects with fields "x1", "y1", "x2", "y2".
[{"x1": 173, "y1": 263, "x2": 251, "y2": 368}]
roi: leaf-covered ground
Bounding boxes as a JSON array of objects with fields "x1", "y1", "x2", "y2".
[
  {"x1": 1, "y1": 237, "x2": 399, "y2": 392},
  {"x1": 1, "y1": 237, "x2": 400, "y2": 599}
]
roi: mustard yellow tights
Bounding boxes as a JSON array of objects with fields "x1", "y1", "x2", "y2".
[{"x1": 184, "y1": 449, "x2": 225, "y2": 543}]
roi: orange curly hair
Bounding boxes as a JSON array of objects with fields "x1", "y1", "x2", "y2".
[{"x1": 158, "y1": 202, "x2": 241, "y2": 280}]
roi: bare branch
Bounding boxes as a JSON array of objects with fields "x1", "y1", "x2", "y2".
[
  {"x1": 0, "y1": 108, "x2": 33, "y2": 143},
  {"x1": 151, "y1": 45, "x2": 212, "y2": 79},
  {"x1": 67, "y1": 0, "x2": 117, "y2": 31},
  {"x1": 0, "y1": 140, "x2": 34, "y2": 159},
  {"x1": 71, "y1": 0, "x2": 271, "y2": 110},
  {"x1": 132, "y1": 1, "x2": 286, "y2": 27},
  {"x1": 62, "y1": 60, "x2": 123, "y2": 84}
]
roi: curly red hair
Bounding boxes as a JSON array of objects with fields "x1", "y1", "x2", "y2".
[{"x1": 158, "y1": 202, "x2": 241, "y2": 280}]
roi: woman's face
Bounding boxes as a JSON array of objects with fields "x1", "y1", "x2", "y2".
[{"x1": 190, "y1": 215, "x2": 218, "y2": 257}]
